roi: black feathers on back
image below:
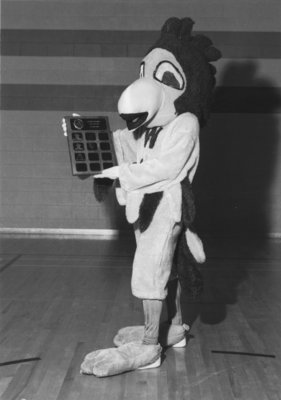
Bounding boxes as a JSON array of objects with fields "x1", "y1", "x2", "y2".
[
  {"x1": 138, "y1": 191, "x2": 164, "y2": 233},
  {"x1": 174, "y1": 175, "x2": 204, "y2": 298},
  {"x1": 181, "y1": 174, "x2": 196, "y2": 229}
]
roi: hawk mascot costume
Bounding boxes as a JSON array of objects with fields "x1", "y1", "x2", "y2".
[{"x1": 80, "y1": 17, "x2": 221, "y2": 377}]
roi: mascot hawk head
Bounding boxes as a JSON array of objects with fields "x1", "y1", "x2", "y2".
[{"x1": 118, "y1": 17, "x2": 221, "y2": 131}]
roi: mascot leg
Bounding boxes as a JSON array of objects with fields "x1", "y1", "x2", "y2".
[
  {"x1": 164, "y1": 278, "x2": 189, "y2": 347},
  {"x1": 142, "y1": 299, "x2": 162, "y2": 345},
  {"x1": 80, "y1": 196, "x2": 183, "y2": 377},
  {"x1": 113, "y1": 198, "x2": 189, "y2": 348},
  {"x1": 166, "y1": 278, "x2": 182, "y2": 324},
  {"x1": 114, "y1": 279, "x2": 189, "y2": 348}
]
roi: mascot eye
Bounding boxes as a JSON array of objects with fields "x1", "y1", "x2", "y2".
[
  {"x1": 154, "y1": 61, "x2": 184, "y2": 90},
  {"x1": 139, "y1": 62, "x2": 145, "y2": 78}
]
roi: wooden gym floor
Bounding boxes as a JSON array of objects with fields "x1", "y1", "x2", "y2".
[{"x1": 0, "y1": 234, "x2": 280, "y2": 400}]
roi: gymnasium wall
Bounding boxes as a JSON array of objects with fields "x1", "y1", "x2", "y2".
[{"x1": 1, "y1": 0, "x2": 281, "y2": 236}]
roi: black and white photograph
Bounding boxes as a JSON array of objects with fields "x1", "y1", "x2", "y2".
[{"x1": 0, "y1": 1, "x2": 280, "y2": 399}]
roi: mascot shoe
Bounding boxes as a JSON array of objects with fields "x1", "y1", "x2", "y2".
[
  {"x1": 113, "y1": 323, "x2": 190, "y2": 348},
  {"x1": 80, "y1": 343, "x2": 162, "y2": 377}
]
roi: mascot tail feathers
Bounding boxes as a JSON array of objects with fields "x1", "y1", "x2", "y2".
[
  {"x1": 175, "y1": 231, "x2": 204, "y2": 298},
  {"x1": 174, "y1": 175, "x2": 205, "y2": 298},
  {"x1": 185, "y1": 229, "x2": 206, "y2": 264}
]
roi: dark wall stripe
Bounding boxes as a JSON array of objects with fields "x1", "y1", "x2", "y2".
[
  {"x1": 1, "y1": 30, "x2": 280, "y2": 59},
  {"x1": 214, "y1": 87, "x2": 281, "y2": 113},
  {"x1": 1, "y1": 84, "x2": 281, "y2": 113}
]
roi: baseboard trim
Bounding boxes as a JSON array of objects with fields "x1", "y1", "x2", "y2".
[
  {"x1": 268, "y1": 232, "x2": 281, "y2": 239},
  {"x1": 0, "y1": 227, "x2": 280, "y2": 240},
  {"x1": 0, "y1": 227, "x2": 120, "y2": 239}
]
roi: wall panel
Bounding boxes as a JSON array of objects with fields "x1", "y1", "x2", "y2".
[
  {"x1": 2, "y1": 57, "x2": 281, "y2": 87},
  {"x1": 2, "y1": 1, "x2": 281, "y2": 31},
  {"x1": 0, "y1": 0, "x2": 280, "y2": 235}
]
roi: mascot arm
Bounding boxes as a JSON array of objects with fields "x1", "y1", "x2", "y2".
[
  {"x1": 119, "y1": 122, "x2": 198, "y2": 193},
  {"x1": 113, "y1": 129, "x2": 137, "y2": 165}
]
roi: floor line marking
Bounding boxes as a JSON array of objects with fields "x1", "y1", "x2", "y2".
[
  {"x1": 0, "y1": 357, "x2": 41, "y2": 367},
  {"x1": 0, "y1": 254, "x2": 22, "y2": 274}
]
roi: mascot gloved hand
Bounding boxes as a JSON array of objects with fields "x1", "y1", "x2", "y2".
[{"x1": 81, "y1": 17, "x2": 221, "y2": 377}]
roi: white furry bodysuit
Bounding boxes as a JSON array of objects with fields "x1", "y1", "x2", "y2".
[{"x1": 113, "y1": 112, "x2": 200, "y2": 299}]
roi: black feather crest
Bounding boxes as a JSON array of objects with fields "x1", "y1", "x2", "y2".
[
  {"x1": 161, "y1": 17, "x2": 182, "y2": 36},
  {"x1": 148, "y1": 17, "x2": 222, "y2": 127},
  {"x1": 179, "y1": 17, "x2": 194, "y2": 40}
]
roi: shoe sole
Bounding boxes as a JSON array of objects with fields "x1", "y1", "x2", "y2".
[
  {"x1": 172, "y1": 337, "x2": 186, "y2": 348},
  {"x1": 138, "y1": 357, "x2": 161, "y2": 370},
  {"x1": 138, "y1": 337, "x2": 186, "y2": 370}
]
